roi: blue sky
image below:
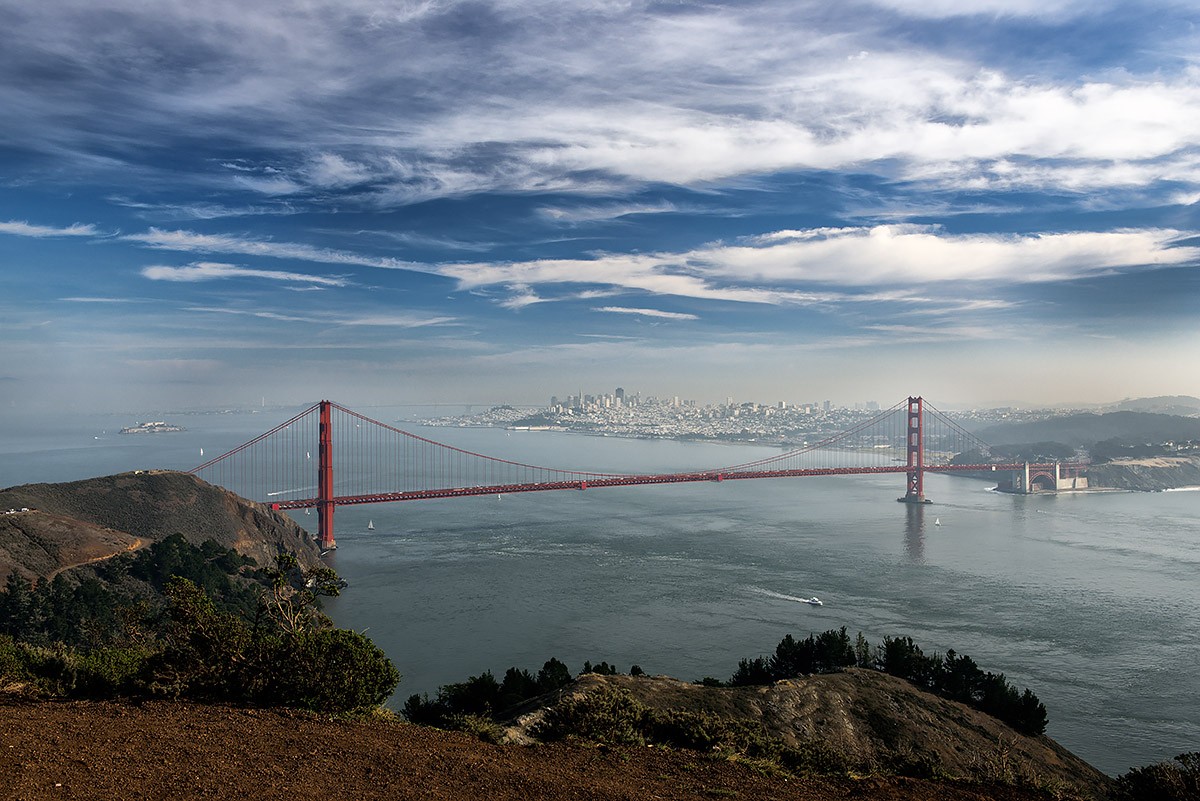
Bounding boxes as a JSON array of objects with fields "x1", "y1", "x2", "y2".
[{"x1": 2, "y1": 0, "x2": 1199, "y2": 412}]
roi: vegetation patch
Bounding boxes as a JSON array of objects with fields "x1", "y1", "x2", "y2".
[{"x1": 0, "y1": 537, "x2": 399, "y2": 714}]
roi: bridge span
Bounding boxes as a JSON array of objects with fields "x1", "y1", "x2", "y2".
[{"x1": 191, "y1": 397, "x2": 1084, "y2": 550}]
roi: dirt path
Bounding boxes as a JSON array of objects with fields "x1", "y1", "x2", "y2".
[
  {"x1": 45, "y1": 538, "x2": 147, "y2": 580},
  {"x1": 0, "y1": 698, "x2": 1068, "y2": 801}
]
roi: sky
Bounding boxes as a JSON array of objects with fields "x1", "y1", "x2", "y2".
[{"x1": 2, "y1": 0, "x2": 1199, "y2": 413}]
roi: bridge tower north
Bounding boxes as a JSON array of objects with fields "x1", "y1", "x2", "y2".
[{"x1": 898, "y1": 396, "x2": 932, "y2": 504}]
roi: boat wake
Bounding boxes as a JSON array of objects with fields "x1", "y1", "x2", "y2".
[{"x1": 748, "y1": 586, "x2": 824, "y2": 606}]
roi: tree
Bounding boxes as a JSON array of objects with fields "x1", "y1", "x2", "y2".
[
  {"x1": 260, "y1": 551, "x2": 342, "y2": 634},
  {"x1": 536, "y1": 658, "x2": 572, "y2": 692}
]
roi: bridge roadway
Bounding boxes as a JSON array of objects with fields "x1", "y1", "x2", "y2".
[{"x1": 269, "y1": 462, "x2": 1043, "y2": 510}]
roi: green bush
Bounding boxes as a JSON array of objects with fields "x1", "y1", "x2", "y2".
[
  {"x1": 258, "y1": 628, "x2": 400, "y2": 713},
  {"x1": 0, "y1": 634, "x2": 27, "y2": 684},
  {"x1": 1114, "y1": 752, "x2": 1200, "y2": 801},
  {"x1": 536, "y1": 686, "x2": 648, "y2": 745},
  {"x1": 75, "y1": 647, "x2": 153, "y2": 696}
]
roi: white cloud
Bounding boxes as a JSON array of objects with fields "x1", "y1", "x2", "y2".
[
  {"x1": 187, "y1": 305, "x2": 455, "y2": 328},
  {"x1": 124, "y1": 228, "x2": 428, "y2": 271},
  {"x1": 537, "y1": 201, "x2": 678, "y2": 224},
  {"x1": 438, "y1": 225, "x2": 1200, "y2": 303},
  {"x1": 0, "y1": 220, "x2": 98, "y2": 237},
  {"x1": 593, "y1": 306, "x2": 699, "y2": 320},
  {"x1": 5, "y1": 2, "x2": 1199, "y2": 202},
  {"x1": 141, "y1": 261, "x2": 350, "y2": 286}
]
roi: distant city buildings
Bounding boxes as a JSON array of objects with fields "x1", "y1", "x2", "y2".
[{"x1": 425, "y1": 386, "x2": 1089, "y2": 446}]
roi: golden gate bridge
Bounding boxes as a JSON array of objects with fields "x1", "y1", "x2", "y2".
[{"x1": 191, "y1": 397, "x2": 1083, "y2": 550}]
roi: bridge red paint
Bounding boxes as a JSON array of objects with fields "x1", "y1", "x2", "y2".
[{"x1": 191, "y1": 397, "x2": 1081, "y2": 551}]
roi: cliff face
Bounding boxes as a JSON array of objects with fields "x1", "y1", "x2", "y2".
[
  {"x1": 0, "y1": 470, "x2": 321, "y2": 582},
  {"x1": 507, "y1": 670, "x2": 1111, "y2": 798},
  {"x1": 1087, "y1": 455, "x2": 1200, "y2": 491}
]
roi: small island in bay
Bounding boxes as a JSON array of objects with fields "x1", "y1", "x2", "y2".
[{"x1": 119, "y1": 420, "x2": 186, "y2": 434}]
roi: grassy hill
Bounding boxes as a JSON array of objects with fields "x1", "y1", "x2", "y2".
[{"x1": 0, "y1": 470, "x2": 321, "y2": 582}]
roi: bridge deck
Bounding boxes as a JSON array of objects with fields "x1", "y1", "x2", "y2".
[{"x1": 270, "y1": 462, "x2": 1038, "y2": 509}]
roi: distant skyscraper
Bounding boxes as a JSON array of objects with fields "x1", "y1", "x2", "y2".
[
  {"x1": 823, "y1": 400, "x2": 832, "y2": 412},
  {"x1": 615, "y1": 387, "x2": 625, "y2": 400}
]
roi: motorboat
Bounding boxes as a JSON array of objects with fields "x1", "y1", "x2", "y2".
[{"x1": 803, "y1": 597, "x2": 823, "y2": 606}]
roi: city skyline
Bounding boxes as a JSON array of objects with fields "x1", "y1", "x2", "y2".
[{"x1": 3, "y1": 1, "x2": 1200, "y2": 414}]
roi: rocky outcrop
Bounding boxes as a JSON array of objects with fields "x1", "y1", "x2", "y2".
[
  {"x1": 506, "y1": 670, "x2": 1111, "y2": 798},
  {"x1": 0, "y1": 471, "x2": 321, "y2": 581},
  {"x1": 1087, "y1": 455, "x2": 1200, "y2": 491}
]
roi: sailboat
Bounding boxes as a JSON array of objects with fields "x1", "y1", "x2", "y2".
[
  {"x1": 367, "y1": 520, "x2": 375, "y2": 531},
  {"x1": 199, "y1": 447, "x2": 204, "y2": 457},
  {"x1": 934, "y1": 517, "x2": 941, "y2": 526}
]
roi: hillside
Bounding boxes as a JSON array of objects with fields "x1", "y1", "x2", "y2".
[
  {"x1": 505, "y1": 670, "x2": 1111, "y2": 799},
  {"x1": 977, "y1": 411, "x2": 1200, "y2": 448},
  {"x1": 0, "y1": 471, "x2": 321, "y2": 581},
  {"x1": 0, "y1": 698, "x2": 1092, "y2": 801}
]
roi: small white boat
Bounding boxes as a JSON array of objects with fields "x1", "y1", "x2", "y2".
[
  {"x1": 934, "y1": 517, "x2": 941, "y2": 526},
  {"x1": 199, "y1": 447, "x2": 204, "y2": 457},
  {"x1": 367, "y1": 520, "x2": 375, "y2": 530},
  {"x1": 803, "y1": 597, "x2": 823, "y2": 606}
]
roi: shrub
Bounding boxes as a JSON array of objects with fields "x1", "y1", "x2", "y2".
[
  {"x1": 0, "y1": 634, "x2": 27, "y2": 684},
  {"x1": 257, "y1": 628, "x2": 400, "y2": 713},
  {"x1": 1114, "y1": 752, "x2": 1200, "y2": 801},
  {"x1": 536, "y1": 686, "x2": 647, "y2": 745},
  {"x1": 75, "y1": 646, "x2": 153, "y2": 696}
]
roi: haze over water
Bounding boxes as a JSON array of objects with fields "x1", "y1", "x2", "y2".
[{"x1": 2, "y1": 407, "x2": 1197, "y2": 776}]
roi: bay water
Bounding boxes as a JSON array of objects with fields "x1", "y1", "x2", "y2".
[{"x1": 2, "y1": 406, "x2": 1197, "y2": 775}]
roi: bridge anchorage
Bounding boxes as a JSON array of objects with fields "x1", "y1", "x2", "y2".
[{"x1": 190, "y1": 397, "x2": 1084, "y2": 551}]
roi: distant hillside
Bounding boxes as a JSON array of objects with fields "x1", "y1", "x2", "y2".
[
  {"x1": 1102, "y1": 395, "x2": 1200, "y2": 415},
  {"x1": 977, "y1": 411, "x2": 1200, "y2": 448},
  {"x1": 0, "y1": 470, "x2": 321, "y2": 581},
  {"x1": 505, "y1": 671, "x2": 1111, "y2": 798}
]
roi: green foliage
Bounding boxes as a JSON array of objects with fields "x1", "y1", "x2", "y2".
[
  {"x1": 404, "y1": 658, "x2": 574, "y2": 726},
  {"x1": 1114, "y1": 752, "x2": 1200, "y2": 801},
  {"x1": 146, "y1": 577, "x2": 398, "y2": 713},
  {"x1": 0, "y1": 634, "x2": 29, "y2": 684},
  {"x1": 74, "y1": 646, "x2": 153, "y2": 696},
  {"x1": 536, "y1": 686, "x2": 648, "y2": 745},
  {"x1": 730, "y1": 630, "x2": 1048, "y2": 736},
  {"x1": 0, "y1": 536, "x2": 399, "y2": 715},
  {"x1": 255, "y1": 629, "x2": 400, "y2": 713},
  {"x1": 581, "y1": 659, "x2": 620, "y2": 675},
  {"x1": 536, "y1": 657, "x2": 572, "y2": 691}
]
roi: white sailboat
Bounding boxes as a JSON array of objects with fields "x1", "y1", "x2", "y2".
[
  {"x1": 934, "y1": 517, "x2": 941, "y2": 526},
  {"x1": 367, "y1": 520, "x2": 375, "y2": 530}
]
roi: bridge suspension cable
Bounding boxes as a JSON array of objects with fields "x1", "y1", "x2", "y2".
[{"x1": 190, "y1": 397, "x2": 1066, "y2": 550}]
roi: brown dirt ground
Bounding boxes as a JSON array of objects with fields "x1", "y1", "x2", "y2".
[{"x1": 0, "y1": 699, "x2": 1078, "y2": 801}]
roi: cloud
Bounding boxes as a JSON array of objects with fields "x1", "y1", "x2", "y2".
[
  {"x1": 140, "y1": 261, "x2": 350, "y2": 286},
  {"x1": 438, "y1": 225, "x2": 1200, "y2": 305},
  {"x1": 60, "y1": 296, "x2": 138, "y2": 303},
  {"x1": 3, "y1": 1, "x2": 1198, "y2": 204},
  {"x1": 593, "y1": 306, "x2": 699, "y2": 320},
  {"x1": 537, "y1": 201, "x2": 678, "y2": 224},
  {"x1": 188, "y1": 305, "x2": 456, "y2": 328},
  {"x1": 124, "y1": 228, "x2": 428, "y2": 271},
  {"x1": 0, "y1": 220, "x2": 98, "y2": 238}
]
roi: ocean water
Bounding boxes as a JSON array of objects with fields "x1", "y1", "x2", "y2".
[{"x1": 2, "y1": 407, "x2": 1197, "y2": 775}]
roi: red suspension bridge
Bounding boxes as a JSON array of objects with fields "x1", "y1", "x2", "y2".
[{"x1": 190, "y1": 397, "x2": 1085, "y2": 550}]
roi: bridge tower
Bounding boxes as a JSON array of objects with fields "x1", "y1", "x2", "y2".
[
  {"x1": 317, "y1": 399, "x2": 336, "y2": 550},
  {"x1": 898, "y1": 396, "x2": 931, "y2": 504}
]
